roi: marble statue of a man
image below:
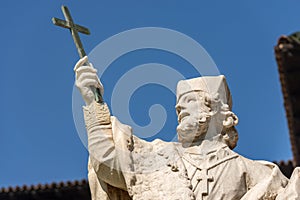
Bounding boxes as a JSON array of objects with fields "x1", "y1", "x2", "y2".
[{"x1": 74, "y1": 56, "x2": 300, "y2": 200}]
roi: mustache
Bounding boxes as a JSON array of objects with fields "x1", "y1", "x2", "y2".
[
  {"x1": 178, "y1": 112, "x2": 189, "y2": 122},
  {"x1": 178, "y1": 114, "x2": 208, "y2": 124},
  {"x1": 177, "y1": 119, "x2": 204, "y2": 132},
  {"x1": 177, "y1": 114, "x2": 210, "y2": 134}
]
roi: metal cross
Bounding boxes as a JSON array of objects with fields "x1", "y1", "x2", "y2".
[
  {"x1": 52, "y1": 5, "x2": 103, "y2": 103},
  {"x1": 52, "y1": 5, "x2": 90, "y2": 58},
  {"x1": 196, "y1": 169, "x2": 213, "y2": 199}
]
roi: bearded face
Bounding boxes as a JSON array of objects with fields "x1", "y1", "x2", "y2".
[{"x1": 176, "y1": 92, "x2": 211, "y2": 145}]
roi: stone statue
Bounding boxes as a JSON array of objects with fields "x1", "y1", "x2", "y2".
[{"x1": 74, "y1": 56, "x2": 300, "y2": 200}]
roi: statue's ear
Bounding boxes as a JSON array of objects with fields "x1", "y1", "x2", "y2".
[{"x1": 223, "y1": 112, "x2": 238, "y2": 128}]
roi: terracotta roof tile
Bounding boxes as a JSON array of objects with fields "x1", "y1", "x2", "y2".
[{"x1": 0, "y1": 179, "x2": 90, "y2": 200}]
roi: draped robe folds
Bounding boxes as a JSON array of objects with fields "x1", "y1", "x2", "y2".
[{"x1": 87, "y1": 117, "x2": 300, "y2": 200}]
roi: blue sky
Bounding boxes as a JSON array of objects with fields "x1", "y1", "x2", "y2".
[{"x1": 1, "y1": 1, "x2": 299, "y2": 187}]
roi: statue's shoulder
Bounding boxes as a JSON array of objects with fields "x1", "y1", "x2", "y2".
[
  {"x1": 237, "y1": 152, "x2": 278, "y2": 169},
  {"x1": 232, "y1": 151, "x2": 285, "y2": 180}
]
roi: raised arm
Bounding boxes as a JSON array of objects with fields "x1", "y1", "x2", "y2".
[{"x1": 74, "y1": 56, "x2": 127, "y2": 190}]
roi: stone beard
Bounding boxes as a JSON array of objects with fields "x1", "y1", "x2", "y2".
[{"x1": 73, "y1": 57, "x2": 300, "y2": 200}]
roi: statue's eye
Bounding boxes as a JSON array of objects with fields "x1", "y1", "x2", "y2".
[{"x1": 187, "y1": 98, "x2": 196, "y2": 103}]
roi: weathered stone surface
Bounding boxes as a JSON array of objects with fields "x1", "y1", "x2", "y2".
[{"x1": 74, "y1": 57, "x2": 300, "y2": 199}]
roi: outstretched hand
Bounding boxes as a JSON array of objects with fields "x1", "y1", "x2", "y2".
[{"x1": 74, "y1": 56, "x2": 104, "y2": 106}]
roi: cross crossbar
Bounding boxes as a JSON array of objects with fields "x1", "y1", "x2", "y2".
[{"x1": 52, "y1": 18, "x2": 90, "y2": 35}]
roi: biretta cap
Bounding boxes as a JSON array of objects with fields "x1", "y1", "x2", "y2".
[{"x1": 176, "y1": 75, "x2": 232, "y2": 109}]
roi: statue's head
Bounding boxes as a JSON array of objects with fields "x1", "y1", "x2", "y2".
[{"x1": 175, "y1": 75, "x2": 239, "y2": 149}]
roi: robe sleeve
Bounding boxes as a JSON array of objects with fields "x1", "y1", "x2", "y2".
[
  {"x1": 83, "y1": 102, "x2": 132, "y2": 191},
  {"x1": 87, "y1": 123, "x2": 128, "y2": 190},
  {"x1": 241, "y1": 159, "x2": 300, "y2": 199},
  {"x1": 240, "y1": 159, "x2": 288, "y2": 199},
  {"x1": 276, "y1": 167, "x2": 300, "y2": 199}
]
